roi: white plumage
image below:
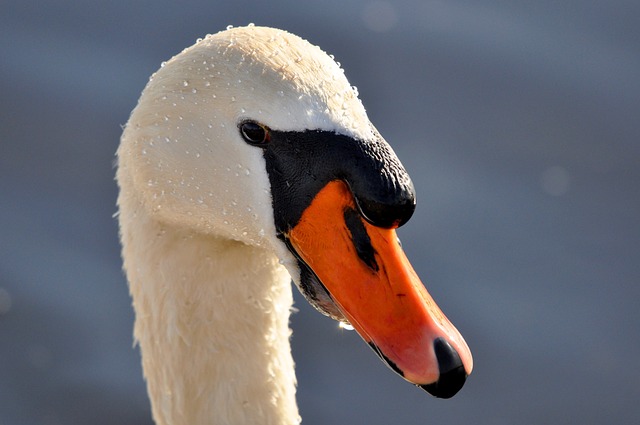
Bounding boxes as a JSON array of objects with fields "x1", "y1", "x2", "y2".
[{"x1": 117, "y1": 25, "x2": 471, "y2": 425}]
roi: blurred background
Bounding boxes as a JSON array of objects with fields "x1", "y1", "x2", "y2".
[{"x1": 1, "y1": 1, "x2": 639, "y2": 424}]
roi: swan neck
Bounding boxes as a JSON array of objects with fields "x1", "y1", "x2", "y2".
[{"x1": 120, "y1": 202, "x2": 299, "y2": 425}]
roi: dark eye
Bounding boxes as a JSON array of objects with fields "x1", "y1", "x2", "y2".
[{"x1": 239, "y1": 121, "x2": 270, "y2": 146}]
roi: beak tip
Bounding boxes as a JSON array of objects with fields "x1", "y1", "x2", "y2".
[
  {"x1": 370, "y1": 337, "x2": 470, "y2": 399},
  {"x1": 419, "y1": 367, "x2": 467, "y2": 399},
  {"x1": 419, "y1": 337, "x2": 468, "y2": 399}
]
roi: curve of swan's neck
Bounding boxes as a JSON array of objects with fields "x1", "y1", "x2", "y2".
[{"x1": 119, "y1": 195, "x2": 299, "y2": 425}]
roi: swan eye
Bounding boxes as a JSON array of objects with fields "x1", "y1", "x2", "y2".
[{"x1": 240, "y1": 121, "x2": 270, "y2": 146}]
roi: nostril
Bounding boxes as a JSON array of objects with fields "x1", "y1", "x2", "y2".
[{"x1": 420, "y1": 338, "x2": 467, "y2": 399}]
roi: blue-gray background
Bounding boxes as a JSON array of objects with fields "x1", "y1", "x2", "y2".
[{"x1": 1, "y1": 1, "x2": 639, "y2": 424}]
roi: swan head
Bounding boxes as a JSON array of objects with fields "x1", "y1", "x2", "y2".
[{"x1": 118, "y1": 25, "x2": 472, "y2": 398}]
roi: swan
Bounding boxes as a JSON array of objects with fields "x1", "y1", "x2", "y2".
[{"x1": 116, "y1": 25, "x2": 473, "y2": 425}]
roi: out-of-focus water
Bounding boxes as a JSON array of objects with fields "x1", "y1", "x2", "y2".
[{"x1": 1, "y1": 1, "x2": 639, "y2": 424}]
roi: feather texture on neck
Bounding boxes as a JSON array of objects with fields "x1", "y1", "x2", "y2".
[{"x1": 117, "y1": 180, "x2": 299, "y2": 425}]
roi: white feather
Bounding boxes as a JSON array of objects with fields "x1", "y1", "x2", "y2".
[{"x1": 117, "y1": 26, "x2": 377, "y2": 425}]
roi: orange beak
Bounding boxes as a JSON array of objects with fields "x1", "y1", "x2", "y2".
[{"x1": 286, "y1": 180, "x2": 473, "y2": 398}]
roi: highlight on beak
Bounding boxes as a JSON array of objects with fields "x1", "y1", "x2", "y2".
[{"x1": 285, "y1": 180, "x2": 473, "y2": 398}]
